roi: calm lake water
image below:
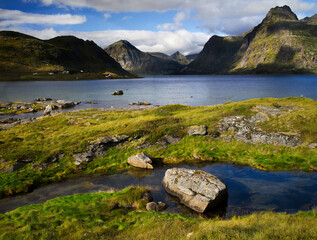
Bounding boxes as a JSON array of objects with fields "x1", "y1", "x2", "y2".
[
  {"x1": 1, "y1": 163, "x2": 316, "y2": 218},
  {"x1": 1, "y1": 75, "x2": 317, "y2": 109}
]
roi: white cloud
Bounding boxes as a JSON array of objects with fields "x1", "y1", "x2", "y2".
[
  {"x1": 157, "y1": 11, "x2": 188, "y2": 30},
  {"x1": 1, "y1": 27, "x2": 210, "y2": 55},
  {"x1": 122, "y1": 16, "x2": 132, "y2": 21},
  {"x1": 103, "y1": 13, "x2": 111, "y2": 20},
  {"x1": 30, "y1": 0, "x2": 316, "y2": 35},
  {"x1": 0, "y1": 8, "x2": 86, "y2": 27}
]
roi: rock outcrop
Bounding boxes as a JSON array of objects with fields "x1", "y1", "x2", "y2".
[
  {"x1": 162, "y1": 168, "x2": 227, "y2": 213},
  {"x1": 73, "y1": 135, "x2": 129, "y2": 166},
  {"x1": 127, "y1": 152, "x2": 153, "y2": 169},
  {"x1": 218, "y1": 107, "x2": 302, "y2": 147}
]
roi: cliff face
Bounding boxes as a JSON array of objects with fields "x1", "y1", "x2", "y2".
[
  {"x1": 0, "y1": 31, "x2": 131, "y2": 76},
  {"x1": 181, "y1": 6, "x2": 317, "y2": 74},
  {"x1": 105, "y1": 40, "x2": 184, "y2": 75}
]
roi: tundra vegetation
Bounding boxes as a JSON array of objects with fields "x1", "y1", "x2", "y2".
[{"x1": 0, "y1": 97, "x2": 316, "y2": 239}]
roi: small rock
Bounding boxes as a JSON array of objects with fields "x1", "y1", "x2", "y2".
[
  {"x1": 1, "y1": 163, "x2": 26, "y2": 173},
  {"x1": 146, "y1": 201, "x2": 168, "y2": 212},
  {"x1": 188, "y1": 125, "x2": 207, "y2": 136},
  {"x1": 146, "y1": 202, "x2": 157, "y2": 211},
  {"x1": 156, "y1": 201, "x2": 169, "y2": 212},
  {"x1": 73, "y1": 152, "x2": 94, "y2": 166},
  {"x1": 193, "y1": 153, "x2": 201, "y2": 160},
  {"x1": 308, "y1": 143, "x2": 317, "y2": 149},
  {"x1": 112, "y1": 90, "x2": 123, "y2": 95},
  {"x1": 141, "y1": 192, "x2": 153, "y2": 202},
  {"x1": 44, "y1": 105, "x2": 54, "y2": 116},
  {"x1": 127, "y1": 152, "x2": 153, "y2": 169},
  {"x1": 164, "y1": 135, "x2": 182, "y2": 144},
  {"x1": 36, "y1": 98, "x2": 52, "y2": 101},
  {"x1": 56, "y1": 100, "x2": 75, "y2": 108}
]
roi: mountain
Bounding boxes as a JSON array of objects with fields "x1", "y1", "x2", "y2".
[
  {"x1": 105, "y1": 40, "x2": 198, "y2": 75},
  {"x1": 105, "y1": 40, "x2": 187, "y2": 75},
  {"x1": 0, "y1": 31, "x2": 131, "y2": 77},
  {"x1": 181, "y1": 5, "x2": 317, "y2": 74}
]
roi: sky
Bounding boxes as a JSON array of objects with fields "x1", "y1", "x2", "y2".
[{"x1": 0, "y1": 0, "x2": 316, "y2": 55}]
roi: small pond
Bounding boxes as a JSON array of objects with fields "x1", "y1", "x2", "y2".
[{"x1": 0, "y1": 163, "x2": 316, "y2": 218}]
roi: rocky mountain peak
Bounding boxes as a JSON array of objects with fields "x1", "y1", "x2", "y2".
[{"x1": 263, "y1": 5, "x2": 298, "y2": 22}]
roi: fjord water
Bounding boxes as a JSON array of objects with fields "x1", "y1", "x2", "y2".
[
  {"x1": 1, "y1": 75, "x2": 317, "y2": 109},
  {"x1": 1, "y1": 163, "x2": 316, "y2": 218}
]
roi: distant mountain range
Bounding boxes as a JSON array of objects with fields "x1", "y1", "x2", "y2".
[
  {"x1": 0, "y1": 31, "x2": 132, "y2": 78},
  {"x1": 181, "y1": 6, "x2": 317, "y2": 74},
  {"x1": 105, "y1": 40, "x2": 197, "y2": 75},
  {"x1": 0, "y1": 5, "x2": 316, "y2": 78}
]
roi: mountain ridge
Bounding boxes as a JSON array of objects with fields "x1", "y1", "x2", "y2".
[
  {"x1": 180, "y1": 5, "x2": 317, "y2": 75},
  {"x1": 105, "y1": 40, "x2": 197, "y2": 75}
]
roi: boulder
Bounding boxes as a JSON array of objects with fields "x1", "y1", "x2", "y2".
[
  {"x1": 44, "y1": 105, "x2": 54, "y2": 116},
  {"x1": 162, "y1": 168, "x2": 227, "y2": 213},
  {"x1": 187, "y1": 125, "x2": 207, "y2": 136},
  {"x1": 112, "y1": 90, "x2": 123, "y2": 95},
  {"x1": 127, "y1": 152, "x2": 153, "y2": 169},
  {"x1": 55, "y1": 100, "x2": 75, "y2": 108}
]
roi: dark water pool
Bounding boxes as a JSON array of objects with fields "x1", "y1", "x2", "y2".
[{"x1": 1, "y1": 163, "x2": 316, "y2": 218}]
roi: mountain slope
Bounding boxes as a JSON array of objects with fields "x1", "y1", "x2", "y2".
[
  {"x1": 105, "y1": 40, "x2": 184, "y2": 75},
  {"x1": 181, "y1": 5, "x2": 317, "y2": 74},
  {"x1": 0, "y1": 31, "x2": 131, "y2": 77},
  {"x1": 180, "y1": 36, "x2": 243, "y2": 74}
]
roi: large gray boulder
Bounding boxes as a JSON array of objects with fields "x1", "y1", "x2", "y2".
[
  {"x1": 128, "y1": 152, "x2": 153, "y2": 169},
  {"x1": 162, "y1": 168, "x2": 227, "y2": 213}
]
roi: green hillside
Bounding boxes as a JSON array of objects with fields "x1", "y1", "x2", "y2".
[{"x1": 0, "y1": 31, "x2": 132, "y2": 80}]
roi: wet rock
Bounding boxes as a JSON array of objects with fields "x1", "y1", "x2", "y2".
[
  {"x1": 162, "y1": 168, "x2": 228, "y2": 213},
  {"x1": 55, "y1": 100, "x2": 75, "y2": 108},
  {"x1": 128, "y1": 152, "x2": 153, "y2": 169},
  {"x1": 146, "y1": 201, "x2": 169, "y2": 212},
  {"x1": 218, "y1": 115, "x2": 302, "y2": 147},
  {"x1": 188, "y1": 125, "x2": 207, "y2": 136},
  {"x1": 129, "y1": 101, "x2": 151, "y2": 106},
  {"x1": 112, "y1": 90, "x2": 123, "y2": 95},
  {"x1": 36, "y1": 98, "x2": 52, "y2": 101},
  {"x1": 146, "y1": 202, "x2": 157, "y2": 211},
  {"x1": 141, "y1": 192, "x2": 153, "y2": 202}
]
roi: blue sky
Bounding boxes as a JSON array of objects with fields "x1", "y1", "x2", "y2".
[{"x1": 0, "y1": 0, "x2": 316, "y2": 55}]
